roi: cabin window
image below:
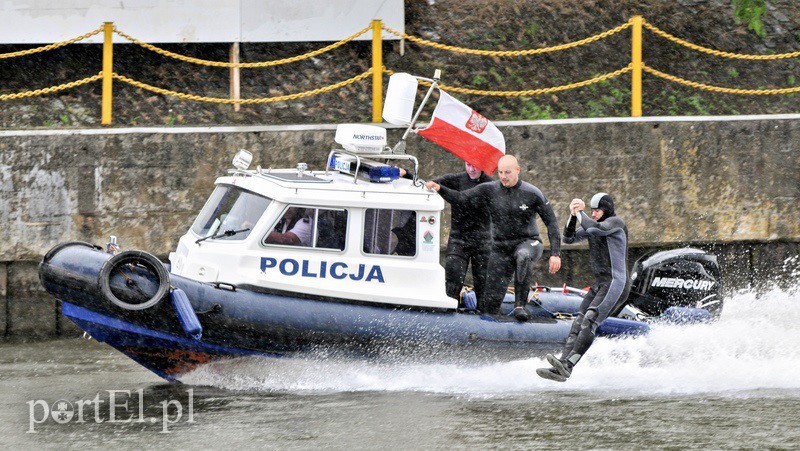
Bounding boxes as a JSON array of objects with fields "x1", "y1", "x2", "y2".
[
  {"x1": 264, "y1": 206, "x2": 348, "y2": 251},
  {"x1": 363, "y1": 208, "x2": 416, "y2": 257},
  {"x1": 191, "y1": 185, "x2": 271, "y2": 241}
]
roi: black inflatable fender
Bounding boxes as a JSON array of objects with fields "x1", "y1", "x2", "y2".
[
  {"x1": 42, "y1": 241, "x2": 102, "y2": 264},
  {"x1": 39, "y1": 241, "x2": 103, "y2": 289}
]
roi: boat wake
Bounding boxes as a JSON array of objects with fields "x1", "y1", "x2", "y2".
[{"x1": 181, "y1": 283, "x2": 800, "y2": 396}]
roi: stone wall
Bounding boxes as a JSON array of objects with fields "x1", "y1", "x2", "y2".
[{"x1": 1, "y1": 115, "x2": 798, "y2": 339}]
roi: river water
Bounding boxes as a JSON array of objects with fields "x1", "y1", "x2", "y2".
[{"x1": 3, "y1": 284, "x2": 800, "y2": 449}]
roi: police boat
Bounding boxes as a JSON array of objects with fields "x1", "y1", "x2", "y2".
[
  {"x1": 40, "y1": 70, "x2": 721, "y2": 381},
  {"x1": 37, "y1": 123, "x2": 723, "y2": 381}
]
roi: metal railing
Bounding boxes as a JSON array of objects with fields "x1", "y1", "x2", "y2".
[{"x1": 1, "y1": 17, "x2": 798, "y2": 125}]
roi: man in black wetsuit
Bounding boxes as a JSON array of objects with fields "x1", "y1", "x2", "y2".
[
  {"x1": 434, "y1": 162, "x2": 493, "y2": 303},
  {"x1": 537, "y1": 192, "x2": 631, "y2": 382},
  {"x1": 426, "y1": 155, "x2": 562, "y2": 321}
]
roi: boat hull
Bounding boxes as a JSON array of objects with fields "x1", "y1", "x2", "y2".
[{"x1": 41, "y1": 242, "x2": 649, "y2": 380}]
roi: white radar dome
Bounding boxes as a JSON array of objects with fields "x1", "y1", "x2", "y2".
[{"x1": 334, "y1": 124, "x2": 387, "y2": 154}]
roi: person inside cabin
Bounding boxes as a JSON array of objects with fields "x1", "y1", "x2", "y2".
[
  {"x1": 265, "y1": 207, "x2": 313, "y2": 246},
  {"x1": 426, "y1": 155, "x2": 562, "y2": 321},
  {"x1": 388, "y1": 168, "x2": 421, "y2": 257},
  {"x1": 537, "y1": 192, "x2": 630, "y2": 382},
  {"x1": 432, "y1": 161, "x2": 493, "y2": 304},
  {"x1": 391, "y1": 210, "x2": 417, "y2": 256},
  {"x1": 315, "y1": 209, "x2": 347, "y2": 250}
]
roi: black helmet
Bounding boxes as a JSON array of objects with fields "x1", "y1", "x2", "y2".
[{"x1": 590, "y1": 192, "x2": 615, "y2": 218}]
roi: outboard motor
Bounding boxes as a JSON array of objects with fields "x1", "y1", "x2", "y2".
[{"x1": 627, "y1": 248, "x2": 722, "y2": 317}]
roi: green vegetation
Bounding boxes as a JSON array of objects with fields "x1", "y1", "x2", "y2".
[
  {"x1": 471, "y1": 73, "x2": 488, "y2": 87},
  {"x1": 582, "y1": 78, "x2": 628, "y2": 118},
  {"x1": 525, "y1": 22, "x2": 539, "y2": 37},
  {"x1": 164, "y1": 110, "x2": 184, "y2": 126},
  {"x1": 684, "y1": 94, "x2": 710, "y2": 115},
  {"x1": 665, "y1": 93, "x2": 680, "y2": 116},
  {"x1": 508, "y1": 97, "x2": 568, "y2": 120},
  {"x1": 732, "y1": 0, "x2": 767, "y2": 37}
]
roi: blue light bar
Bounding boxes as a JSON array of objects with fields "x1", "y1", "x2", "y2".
[
  {"x1": 363, "y1": 164, "x2": 401, "y2": 183},
  {"x1": 329, "y1": 154, "x2": 401, "y2": 183}
]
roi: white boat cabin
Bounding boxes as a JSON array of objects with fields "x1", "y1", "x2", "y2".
[{"x1": 169, "y1": 127, "x2": 453, "y2": 310}]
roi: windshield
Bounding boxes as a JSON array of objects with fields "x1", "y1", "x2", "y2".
[{"x1": 191, "y1": 185, "x2": 272, "y2": 241}]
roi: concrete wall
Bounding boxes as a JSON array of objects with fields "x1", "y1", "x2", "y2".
[{"x1": 1, "y1": 115, "x2": 799, "y2": 339}]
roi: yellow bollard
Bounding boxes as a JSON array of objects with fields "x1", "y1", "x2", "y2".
[
  {"x1": 101, "y1": 22, "x2": 113, "y2": 125},
  {"x1": 371, "y1": 19, "x2": 383, "y2": 123},
  {"x1": 630, "y1": 15, "x2": 643, "y2": 117},
  {"x1": 230, "y1": 42, "x2": 241, "y2": 112}
]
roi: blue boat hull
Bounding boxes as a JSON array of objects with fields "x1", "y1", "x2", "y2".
[{"x1": 40, "y1": 242, "x2": 649, "y2": 380}]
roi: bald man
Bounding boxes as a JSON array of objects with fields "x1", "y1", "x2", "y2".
[{"x1": 426, "y1": 155, "x2": 561, "y2": 320}]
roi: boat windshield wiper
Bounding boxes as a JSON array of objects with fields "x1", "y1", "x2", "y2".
[{"x1": 195, "y1": 228, "x2": 250, "y2": 245}]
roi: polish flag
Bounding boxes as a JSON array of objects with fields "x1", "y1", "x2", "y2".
[{"x1": 417, "y1": 90, "x2": 506, "y2": 174}]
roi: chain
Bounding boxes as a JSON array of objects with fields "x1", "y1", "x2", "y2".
[
  {"x1": 386, "y1": 66, "x2": 632, "y2": 96},
  {"x1": 112, "y1": 25, "x2": 371, "y2": 68},
  {"x1": 0, "y1": 26, "x2": 104, "y2": 59},
  {"x1": 643, "y1": 20, "x2": 800, "y2": 60},
  {"x1": 112, "y1": 70, "x2": 372, "y2": 104},
  {"x1": 4, "y1": 19, "x2": 799, "y2": 114},
  {"x1": 381, "y1": 22, "x2": 631, "y2": 57},
  {"x1": 643, "y1": 64, "x2": 800, "y2": 95},
  {"x1": 0, "y1": 73, "x2": 102, "y2": 100}
]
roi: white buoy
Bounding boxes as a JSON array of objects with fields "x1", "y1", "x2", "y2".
[{"x1": 382, "y1": 72, "x2": 419, "y2": 126}]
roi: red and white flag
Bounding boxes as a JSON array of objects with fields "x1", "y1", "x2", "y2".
[{"x1": 417, "y1": 90, "x2": 505, "y2": 174}]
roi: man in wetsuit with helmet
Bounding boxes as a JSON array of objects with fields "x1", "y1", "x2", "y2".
[
  {"x1": 426, "y1": 155, "x2": 562, "y2": 321},
  {"x1": 537, "y1": 192, "x2": 631, "y2": 382}
]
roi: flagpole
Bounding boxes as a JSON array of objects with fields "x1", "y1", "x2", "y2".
[{"x1": 391, "y1": 69, "x2": 440, "y2": 154}]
